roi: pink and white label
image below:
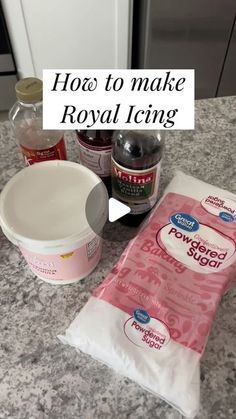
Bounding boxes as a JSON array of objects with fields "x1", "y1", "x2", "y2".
[
  {"x1": 158, "y1": 223, "x2": 235, "y2": 273},
  {"x1": 20, "y1": 236, "x2": 101, "y2": 282},
  {"x1": 201, "y1": 195, "x2": 236, "y2": 218},
  {"x1": 93, "y1": 192, "x2": 236, "y2": 354},
  {"x1": 124, "y1": 312, "x2": 170, "y2": 351}
]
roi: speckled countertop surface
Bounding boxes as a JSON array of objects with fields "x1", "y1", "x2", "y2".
[{"x1": 0, "y1": 96, "x2": 236, "y2": 419}]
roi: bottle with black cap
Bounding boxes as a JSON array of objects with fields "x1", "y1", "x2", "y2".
[
  {"x1": 76, "y1": 130, "x2": 113, "y2": 196},
  {"x1": 111, "y1": 130, "x2": 164, "y2": 226}
]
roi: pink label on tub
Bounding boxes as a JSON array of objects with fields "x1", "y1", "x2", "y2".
[
  {"x1": 20, "y1": 236, "x2": 101, "y2": 281},
  {"x1": 93, "y1": 192, "x2": 236, "y2": 354}
]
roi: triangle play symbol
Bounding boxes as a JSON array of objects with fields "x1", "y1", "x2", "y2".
[{"x1": 108, "y1": 198, "x2": 131, "y2": 222}]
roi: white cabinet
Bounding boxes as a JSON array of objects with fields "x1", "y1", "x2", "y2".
[{"x1": 2, "y1": 0, "x2": 132, "y2": 78}]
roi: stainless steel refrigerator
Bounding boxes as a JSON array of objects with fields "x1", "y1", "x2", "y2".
[
  {"x1": 0, "y1": 1, "x2": 17, "y2": 110},
  {"x1": 132, "y1": 0, "x2": 236, "y2": 99}
]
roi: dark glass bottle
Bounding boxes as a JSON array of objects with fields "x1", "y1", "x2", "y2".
[
  {"x1": 76, "y1": 130, "x2": 113, "y2": 196},
  {"x1": 112, "y1": 130, "x2": 164, "y2": 226}
]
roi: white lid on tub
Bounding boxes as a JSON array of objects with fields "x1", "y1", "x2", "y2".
[{"x1": 0, "y1": 161, "x2": 107, "y2": 247}]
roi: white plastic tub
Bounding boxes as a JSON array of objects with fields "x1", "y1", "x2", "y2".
[{"x1": 0, "y1": 161, "x2": 108, "y2": 284}]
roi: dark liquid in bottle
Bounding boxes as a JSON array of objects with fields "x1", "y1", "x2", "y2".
[
  {"x1": 117, "y1": 211, "x2": 149, "y2": 227},
  {"x1": 76, "y1": 130, "x2": 113, "y2": 196},
  {"x1": 112, "y1": 130, "x2": 163, "y2": 226}
]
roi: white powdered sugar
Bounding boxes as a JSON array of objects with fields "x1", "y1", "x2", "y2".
[
  {"x1": 59, "y1": 171, "x2": 236, "y2": 417},
  {"x1": 59, "y1": 297, "x2": 200, "y2": 417}
]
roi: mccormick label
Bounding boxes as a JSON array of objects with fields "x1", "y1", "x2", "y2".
[
  {"x1": 20, "y1": 137, "x2": 67, "y2": 165},
  {"x1": 78, "y1": 138, "x2": 112, "y2": 177},
  {"x1": 111, "y1": 157, "x2": 161, "y2": 215}
]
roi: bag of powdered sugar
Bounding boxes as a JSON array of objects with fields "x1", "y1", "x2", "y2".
[{"x1": 59, "y1": 171, "x2": 236, "y2": 418}]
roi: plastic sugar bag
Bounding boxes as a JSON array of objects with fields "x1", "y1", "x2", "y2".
[{"x1": 59, "y1": 171, "x2": 236, "y2": 418}]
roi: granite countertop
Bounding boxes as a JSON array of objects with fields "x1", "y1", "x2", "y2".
[{"x1": 0, "y1": 96, "x2": 236, "y2": 419}]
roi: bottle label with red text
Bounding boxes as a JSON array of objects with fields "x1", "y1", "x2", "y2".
[
  {"x1": 111, "y1": 157, "x2": 161, "y2": 214},
  {"x1": 20, "y1": 137, "x2": 67, "y2": 166},
  {"x1": 78, "y1": 138, "x2": 112, "y2": 177}
]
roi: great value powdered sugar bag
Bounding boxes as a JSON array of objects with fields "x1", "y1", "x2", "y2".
[{"x1": 59, "y1": 171, "x2": 236, "y2": 418}]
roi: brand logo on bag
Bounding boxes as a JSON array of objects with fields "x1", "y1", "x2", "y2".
[
  {"x1": 170, "y1": 212, "x2": 199, "y2": 232},
  {"x1": 219, "y1": 212, "x2": 235, "y2": 223},
  {"x1": 133, "y1": 309, "x2": 150, "y2": 324}
]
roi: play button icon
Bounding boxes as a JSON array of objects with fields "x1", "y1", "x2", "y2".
[
  {"x1": 108, "y1": 198, "x2": 131, "y2": 222},
  {"x1": 85, "y1": 182, "x2": 140, "y2": 242}
]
